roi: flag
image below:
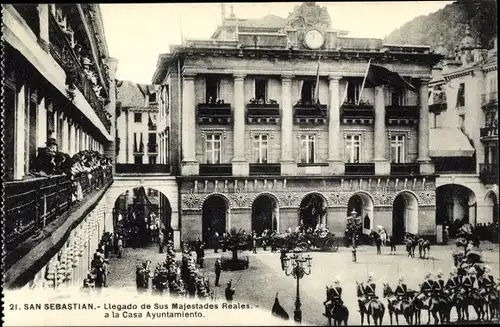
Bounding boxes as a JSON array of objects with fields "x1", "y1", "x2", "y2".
[
  {"x1": 365, "y1": 64, "x2": 416, "y2": 91},
  {"x1": 341, "y1": 81, "x2": 349, "y2": 105},
  {"x1": 271, "y1": 293, "x2": 289, "y2": 320},
  {"x1": 312, "y1": 56, "x2": 326, "y2": 118}
]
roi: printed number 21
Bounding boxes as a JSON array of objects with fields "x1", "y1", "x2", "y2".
[{"x1": 10, "y1": 304, "x2": 19, "y2": 310}]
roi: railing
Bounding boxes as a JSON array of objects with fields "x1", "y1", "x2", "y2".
[
  {"x1": 341, "y1": 103, "x2": 374, "y2": 119},
  {"x1": 344, "y1": 163, "x2": 375, "y2": 175},
  {"x1": 390, "y1": 163, "x2": 420, "y2": 175},
  {"x1": 239, "y1": 34, "x2": 288, "y2": 48},
  {"x1": 293, "y1": 104, "x2": 328, "y2": 118},
  {"x1": 481, "y1": 91, "x2": 498, "y2": 108},
  {"x1": 249, "y1": 163, "x2": 281, "y2": 175},
  {"x1": 147, "y1": 143, "x2": 158, "y2": 153},
  {"x1": 385, "y1": 105, "x2": 419, "y2": 120},
  {"x1": 197, "y1": 103, "x2": 232, "y2": 120},
  {"x1": 4, "y1": 167, "x2": 113, "y2": 252},
  {"x1": 480, "y1": 126, "x2": 498, "y2": 138},
  {"x1": 115, "y1": 164, "x2": 170, "y2": 174},
  {"x1": 246, "y1": 103, "x2": 280, "y2": 117},
  {"x1": 479, "y1": 163, "x2": 499, "y2": 184},
  {"x1": 434, "y1": 158, "x2": 476, "y2": 174},
  {"x1": 48, "y1": 15, "x2": 111, "y2": 132},
  {"x1": 199, "y1": 164, "x2": 232, "y2": 176}
]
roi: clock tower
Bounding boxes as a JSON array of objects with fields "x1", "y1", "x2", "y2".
[{"x1": 283, "y1": 2, "x2": 347, "y2": 50}]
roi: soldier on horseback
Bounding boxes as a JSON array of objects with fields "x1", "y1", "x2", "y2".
[
  {"x1": 395, "y1": 276, "x2": 408, "y2": 302},
  {"x1": 421, "y1": 272, "x2": 434, "y2": 297},
  {"x1": 478, "y1": 265, "x2": 496, "y2": 296},
  {"x1": 445, "y1": 267, "x2": 460, "y2": 293},
  {"x1": 364, "y1": 273, "x2": 377, "y2": 301},
  {"x1": 324, "y1": 277, "x2": 343, "y2": 315},
  {"x1": 433, "y1": 270, "x2": 446, "y2": 301},
  {"x1": 462, "y1": 267, "x2": 477, "y2": 296}
]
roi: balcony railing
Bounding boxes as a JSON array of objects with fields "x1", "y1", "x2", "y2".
[
  {"x1": 147, "y1": 143, "x2": 158, "y2": 153},
  {"x1": 249, "y1": 163, "x2": 281, "y2": 175},
  {"x1": 480, "y1": 126, "x2": 499, "y2": 139},
  {"x1": 390, "y1": 163, "x2": 420, "y2": 175},
  {"x1": 48, "y1": 15, "x2": 111, "y2": 132},
  {"x1": 341, "y1": 103, "x2": 374, "y2": 120},
  {"x1": 199, "y1": 164, "x2": 232, "y2": 176},
  {"x1": 385, "y1": 105, "x2": 419, "y2": 120},
  {"x1": 481, "y1": 91, "x2": 498, "y2": 109},
  {"x1": 293, "y1": 104, "x2": 327, "y2": 123},
  {"x1": 479, "y1": 163, "x2": 499, "y2": 184},
  {"x1": 434, "y1": 158, "x2": 476, "y2": 174},
  {"x1": 246, "y1": 103, "x2": 280, "y2": 117},
  {"x1": 4, "y1": 167, "x2": 112, "y2": 253},
  {"x1": 197, "y1": 103, "x2": 232, "y2": 124},
  {"x1": 345, "y1": 163, "x2": 375, "y2": 175},
  {"x1": 115, "y1": 164, "x2": 170, "y2": 174}
]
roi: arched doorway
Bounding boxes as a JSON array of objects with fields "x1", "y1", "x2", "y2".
[
  {"x1": 347, "y1": 192, "x2": 374, "y2": 235},
  {"x1": 113, "y1": 187, "x2": 172, "y2": 247},
  {"x1": 299, "y1": 193, "x2": 327, "y2": 229},
  {"x1": 436, "y1": 184, "x2": 476, "y2": 238},
  {"x1": 485, "y1": 191, "x2": 499, "y2": 224},
  {"x1": 252, "y1": 194, "x2": 278, "y2": 235},
  {"x1": 392, "y1": 192, "x2": 419, "y2": 244},
  {"x1": 202, "y1": 195, "x2": 228, "y2": 244}
]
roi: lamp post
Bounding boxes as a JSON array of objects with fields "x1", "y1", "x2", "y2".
[{"x1": 282, "y1": 248, "x2": 312, "y2": 323}]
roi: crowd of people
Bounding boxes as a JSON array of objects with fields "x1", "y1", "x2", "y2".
[
  {"x1": 82, "y1": 232, "x2": 113, "y2": 291},
  {"x1": 474, "y1": 222, "x2": 499, "y2": 243}
]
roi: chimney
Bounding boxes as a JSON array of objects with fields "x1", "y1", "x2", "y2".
[{"x1": 221, "y1": 3, "x2": 226, "y2": 25}]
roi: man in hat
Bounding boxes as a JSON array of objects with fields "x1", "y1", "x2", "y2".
[
  {"x1": 214, "y1": 258, "x2": 222, "y2": 287},
  {"x1": 478, "y1": 265, "x2": 496, "y2": 296},
  {"x1": 445, "y1": 267, "x2": 461, "y2": 295},
  {"x1": 462, "y1": 267, "x2": 476, "y2": 295},
  {"x1": 432, "y1": 270, "x2": 445, "y2": 300},
  {"x1": 324, "y1": 277, "x2": 343, "y2": 315},
  {"x1": 225, "y1": 280, "x2": 235, "y2": 303},
  {"x1": 395, "y1": 276, "x2": 408, "y2": 301},
  {"x1": 364, "y1": 273, "x2": 377, "y2": 300},
  {"x1": 420, "y1": 272, "x2": 434, "y2": 299}
]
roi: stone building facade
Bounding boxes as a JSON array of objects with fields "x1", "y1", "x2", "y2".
[{"x1": 152, "y1": 2, "x2": 442, "y2": 244}]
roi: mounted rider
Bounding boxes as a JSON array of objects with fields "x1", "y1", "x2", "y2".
[
  {"x1": 445, "y1": 267, "x2": 461, "y2": 293},
  {"x1": 478, "y1": 265, "x2": 496, "y2": 297},
  {"x1": 432, "y1": 270, "x2": 446, "y2": 300},
  {"x1": 324, "y1": 276, "x2": 343, "y2": 315},
  {"x1": 363, "y1": 272, "x2": 377, "y2": 301},
  {"x1": 418, "y1": 271, "x2": 434, "y2": 301},
  {"x1": 394, "y1": 276, "x2": 408, "y2": 301},
  {"x1": 462, "y1": 267, "x2": 477, "y2": 296}
]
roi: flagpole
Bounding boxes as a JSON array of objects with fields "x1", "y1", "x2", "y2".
[
  {"x1": 357, "y1": 59, "x2": 372, "y2": 106},
  {"x1": 179, "y1": 15, "x2": 184, "y2": 45}
]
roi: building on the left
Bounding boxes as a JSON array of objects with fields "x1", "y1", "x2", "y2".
[{"x1": 3, "y1": 4, "x2": 118, "y2": 289}]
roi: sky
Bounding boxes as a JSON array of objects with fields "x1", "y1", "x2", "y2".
[{"x1": 100, "y1": 1, "x2": 454, "y2": 84}]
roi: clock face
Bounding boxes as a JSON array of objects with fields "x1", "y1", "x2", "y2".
[{"x1": 304, "y1": 29, "x2": 324, "y2": 49}]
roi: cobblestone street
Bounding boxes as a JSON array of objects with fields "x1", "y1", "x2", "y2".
[{"x1": 107, "y1": 242, "x2": 500, "y2": 325}]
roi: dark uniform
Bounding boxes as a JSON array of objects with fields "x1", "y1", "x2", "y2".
[
  {"x1": 420, "y1": 278, "x2": 434, "y2": 297},
  {"x1": 395, "y1": 283, "x2": 408, "y2": 300},
  {"x1": 365, "y1": 282, "x2": 377, "y2": 299},
  {"x1": 478, "y1": 274, "x2": 495, "y2": 296},
  {"x1": 432, "y1": 276, "x2": 445, "y2": 299},
  {"x1": 445, "y1": 275, "x2": 460, "y2": 292},
  {"x1": 214, "y1": 260, "x2": 221, "y2": 286},
  {"x1": 225, "y1": 283, "x2": 235, "y2": 302},
  {"x1": 324, "y1": 286, "x2": 343, "y2": 315},
  {"x1": 462, "y1": 275, "x2": 476, "y2": 295}
]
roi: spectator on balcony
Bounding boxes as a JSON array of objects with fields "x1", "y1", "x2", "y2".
[
  {"x1": 257, "y1": 98, "x2": 265, "y2": 105},
  {"x1": 26, "y1": 147, "x2": 56, "y2": 178}
]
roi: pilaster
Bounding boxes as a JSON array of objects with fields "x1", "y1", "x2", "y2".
[
  {"x1": 417, "y1": 77, "x2": 434, "y2": 174},
  {"x1": 327, "y1": 75, "x2": 344, "y2": 174},
  {"x1": 280, "y1": 74, "x2": 295, "y2": 175},
  {"x1": 232, "y1": 73, "x2": 249, "y2": 176},
  {"x1": 181, "y1": 73, "x2": 199, "y2": 175}
]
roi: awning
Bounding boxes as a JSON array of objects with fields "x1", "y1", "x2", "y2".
[{"x1": 429, "y1": 128, "x2": 475, "y2": 157}]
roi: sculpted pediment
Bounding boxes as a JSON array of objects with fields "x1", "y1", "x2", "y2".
[{"x1": 285, "y1": 2, "x2": 332, "y2": 31}]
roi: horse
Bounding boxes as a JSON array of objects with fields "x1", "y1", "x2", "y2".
[
  {"x1": 404, "y1": 234, "x2": 417, "y2": 258},
  {"x1": 369, "y1": 230, "x2": 382, "y2": 255},
  {"x1": 486, "y1": 287, "x2": 499, "y2": 320},
  {"x1": 441, "y1": 288, "x2": 467, "y2": 323},
  {"x1": 463, "y1": 289, "x2": 487, "y2": 321},
  {"x1": 413, "y1": 291, "x2": 447, "y2": 325},
  {"x1": 382, "y1": 284, "x2": 415, "y2": 325},
  {"x1": 324, "y1": 296, "x2": 349, "y2": 326},
  {"x1": 418, "y1": 237, "x2": 431, "y2": 259},
  {"x1": 356, "y1": 282, "x2": 385, "y2": 326}
]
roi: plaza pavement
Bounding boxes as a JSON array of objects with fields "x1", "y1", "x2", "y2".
[{"x1": 107, "y1": 242, "x2": 499, "y2": 326}]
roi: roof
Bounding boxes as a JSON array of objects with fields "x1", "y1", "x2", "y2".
[
  {"x1": 116, "y1": 81, "x2": 146, "y2": 108},
  {"x1": 237, "y1": 15, "x2": 287, "y2": 29}
]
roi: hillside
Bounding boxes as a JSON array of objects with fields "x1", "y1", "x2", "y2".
[{"x1": 384, "y1": 0, "x2": 497, "y2": 54}]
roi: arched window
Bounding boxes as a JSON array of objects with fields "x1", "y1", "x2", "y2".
[{"x1": 363, "y1": 214, "x2": 370, "y2": 229}]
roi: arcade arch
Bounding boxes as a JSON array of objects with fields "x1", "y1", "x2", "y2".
[
  {"x1": 299, "y1": 193, "x2": 327, "y2": 229},
  {"x1": 347, "y1": 192, "x2": 374, "y2": 234},
  {"x1": 251, "y1": 194, "x2": 279, "y2": 235},
  {"x1": 392, "y1": 191, "x2": 419, "y2": 244},
  {"x1": 201, "y1": 194, "x2": 229, "y2": 244},
  {"x1": 485, "y1": 191, "x2": 499, "y2": 224},
  {"x1": 436, "y1": 184, "x2": 477, "y2": 227}
]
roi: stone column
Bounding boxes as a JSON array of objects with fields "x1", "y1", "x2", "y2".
[
  {"x1": 418, "y1": 78, "x2": 434, "y2": 174},
  {"x1": 105, "y1": 57, "x2": 118, "y2": 173},
  {"x1": 37, "y1": 97, "x2": 47, "y2": 149},
  {"x1": 69, "y1": 121, "x2": 76, "y2": 156},
  {"x1": 327, "y1": 75, "x2": 344, "y2": 174},
  {"x1": 280, "y1": 74, "x2": 295, "y2": 175},
  {"x1": 61, "y1": 116, "x2": 69, "y2": 154},
  {"x1": 127, "y1": 111, "x2": 134, "y2": 163},
  {"x1": 37, "y1": 5, "x2": 49, "y2": 50},
  {"x1": 374, "y1": 85, "x2": 390, "y2": 175},
  {"x1": 232, "y1": 73, "x2": 248, "y2": 176},
  {"x1": 14, "y1": 85, "x2": 26, "y2": 179},
  {"x1": 181, "y1": 74, "x2": 199, "y2": 175}
]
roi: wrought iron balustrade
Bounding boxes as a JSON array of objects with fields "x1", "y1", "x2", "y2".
[
  {"x1": 199, "y1": 164, "x2": 232, "y2": 176},
  {"x1": 246, "y1": 103, "x2": 280, "y2": 116},
  {"x1": 390, "y1": 163, "x2": 420, "y2": 175},
  {"x1": 249, "y1": 163, "x2": 281, "y2": 175},
  {"x1": 385, "y1": 105, "x2": 419, "y2": 119},
  {"x1": 341, "y1": 103, "x2": 374, "y2": 119},
  {"x1": 293, "y1": 104, "x2": 328, "y2": 118},
  {"x1": 479, "y1": 163, "x2": 499, "y2": 184},
  {"x1": 480, "y1": 126, "x2": 498, "y2": 138},
  {"x1": 197, "y1": 103, "x2": 232, "y2": 124},
  {"x1": 344, "y1": 163, "x2": 375, "y2": 175}
]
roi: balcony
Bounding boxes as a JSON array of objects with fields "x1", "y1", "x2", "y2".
[
  {"x1": 147, "y1": 143, "x2": 158, "y2": 154},
  {"x1": 115, "y1": 164, "x2": 170, "y2": 174},
  {"x1": 246, "y1": 103, "x2": 280, "y2": 124},
  {"x1": 479, "y1": 163, "x2": 499, "y2": 184},
  {"x1": 199, "y1": 164, "x2": 232, "y2": 176},
  {"x1": 249, "y1": 163, "x2": 281, "y2": 175},
  {"x1": 4, "y1": 167, "x2": 112, "y2": 253},
  {"x1": 341, "y1": 102, "x2": 374, "y2": 124},
  {"x1": 48, "y1": 14, "x2": 111, "y2": 132},
  {"x1": 390, "y1": 163, "x2": 420, "y2": 176},
  {"x1": 197, "y1": 103, "x2": 232, "y2": 125},
  {"x1": 480, "y1": 126, "x2": 498, "y2": 140},
  {"x1": 345, "y1": 163, "x2": 375, "y2": 175},
  {"x1": 293, "y1": 103, "x2": 327, "y2": 125},
  {"x1": 434, "y1": 158, "x2": 476, "y2": 174},
  {"x1": 481, "y1": 92, "x2": 498, "y2": 110},
  {"x1": 385, "y1": 105, "x2": 419, "y2": 125}
]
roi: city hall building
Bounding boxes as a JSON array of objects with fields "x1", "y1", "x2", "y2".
[{"x1": 152, "y1": 2, "x2": 443, "y2": 244}]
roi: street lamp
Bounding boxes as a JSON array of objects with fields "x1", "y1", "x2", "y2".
[{"x1": 282, "y1": 248, "x2": 312, "y2": 323}]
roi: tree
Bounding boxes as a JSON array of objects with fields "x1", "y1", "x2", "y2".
[{"x1": 226, "y1": 227, "x2": 248, "y2": 261}]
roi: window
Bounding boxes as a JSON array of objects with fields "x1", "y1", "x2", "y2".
[
  {"x1": 149, "y1": 93, "x2": 157, "y2": 103},
  {"x1": 255, "y1": 79, "x2": 267, "y2": 102},
  {"x1": 300, "y1": 80, "x2": 316, "y2": 103},
  {"x1": 252, "y1": 134, "x2": 268, "y2": 163},
  {"x1": 431, "y1": 113, "x2": 442, "y2": 129},
  {"x1": 390, "y1": 135, "x2": 405, "y2": 163},
  {"x1": 346, "y1": 82, "x2": 361, "y2": 104},
  {"x1": 489, "y1": 76, "x2": 498, "y2": 99},
  {"x1": 457, "y1": 83, "x2": 465, "y2": 107},
  {"x1": 148, "y1": 156, "x2": 157, "y2": 164},
  {"x1": 134, "y1": 156, "x2": 143, "y2": 164},
  {"x1": 134, "y1": 113, "x2": 142, "y2": 123},
  {"x1": 389, "y1": 89, "x2": 408, "y2": 106},
  {"x1": 345, "y1": 134, "x2": 361, "y2": 163},
  {"x1": 299, "y1": 134, "x2": 316, "y2": 163},
  {"x1": 206, "y1": 77, "x2": 222, "y2": 104},
  {"x1": 205, "y1": 134, "x2": 222, "y2": 164}
]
